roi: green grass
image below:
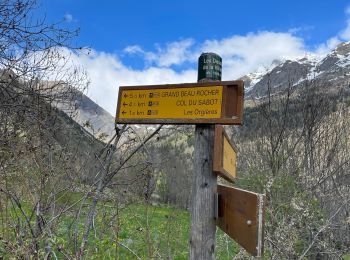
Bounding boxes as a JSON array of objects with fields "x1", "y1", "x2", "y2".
[
  {"x1": 81, "y1": 203, "x2": 239, "y2": 259},
  {"x1": 0, "y1": 195, "x2": 240, "y2": 259},
  {"x1": 113, "y1": 204, "x2": 190, "y2": 259}
]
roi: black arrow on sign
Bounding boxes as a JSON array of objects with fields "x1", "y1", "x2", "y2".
[
  {"x1": 123, "y1": 102, "x2": 128, "y2": 106},
  {"x1": 123, "y1": 93, "x2": 128, "y2": 98},
  {"x1": 121, "y1": 111, "x2": 127, "y2": 115}
]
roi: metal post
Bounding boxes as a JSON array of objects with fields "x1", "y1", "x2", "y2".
[{"x1": 190, "y1": 53, "x2": 222, "y2": 260}]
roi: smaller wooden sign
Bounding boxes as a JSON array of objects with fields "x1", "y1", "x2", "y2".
[
  {"x1": 217, "y1": 185, "x2": 266, "y2": 257},
  {"x1": 213, "y1": 125, "x2": 237, "y2": 182}
]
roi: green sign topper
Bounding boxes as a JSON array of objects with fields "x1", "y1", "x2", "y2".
[{"x1": 198, "y1": 53, "x2": 222, "y2": 81}]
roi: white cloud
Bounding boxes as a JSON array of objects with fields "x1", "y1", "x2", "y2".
[
  {"x1": 316, "y1": 5, "x2": 350, "y2": 54},
  {"x1": 346, "y1": 5, "x2": 350, "y2": 16},
  {"x1": 340, "y1": 14, "x2": 350, "y2": 41},
  {"x1": 66, "y1": 5, "x2": 350, "y2": 116},
  {"x1": 339, "y1": 4, "x2": 350, "y2": 41},
  {"x1": 68, "y1": 50, "x2": 196, "y2": 115},
  {"x1": 124, "y1": 39, "x2": 195, "y2": 67},
  {"x1": 64, "y1": 13, "x2": 74, "y2": 23},
  {"x1": 152, "y1": 39, "x2": 195, "y2": 67},
  {"x1": 200, "y1": 31, "x2": 306, "y2": 79},
  {"x1": 123, "y1": 45, "x2": 144, "y2": 54},
  {"x1": 66, "y1": 32, "x2": 309, "y2": 115},
  {"x1": 315, "y1": 36, "x2": 341, "y2": 55},
  {"x1": 124, "y1": 32, "x2": 309, "y2": 79}
]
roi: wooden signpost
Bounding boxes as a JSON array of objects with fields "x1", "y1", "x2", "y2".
[
  {"x1": 114, "y1": 52, "x2": 265, "y2": 258},
  {"x1": 115, "y1": 81, "x2": 244, "y2": 125},
  {"x1": 217, "y1": 185, "x2": 266, "y2": 257},
  {"x1": 213, "y1": 125, "x2": 237, "y2": 182}
]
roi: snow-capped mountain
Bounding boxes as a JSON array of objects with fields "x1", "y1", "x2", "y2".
[{"x1": 242, "y1": 42, "x2": 350, "y2": 98}]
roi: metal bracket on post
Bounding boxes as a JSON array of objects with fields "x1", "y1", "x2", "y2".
[{"x1": 214, "y1": 193, "x2": 219, "y2": 220}]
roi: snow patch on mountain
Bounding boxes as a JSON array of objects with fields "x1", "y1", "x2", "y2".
[{"x1": 243, "y1": 41, "x2": 350, "y2": 96}]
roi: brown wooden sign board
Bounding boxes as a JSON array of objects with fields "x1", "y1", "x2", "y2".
[
  {"x1": 217, "y1": 185, "x2": 265, "y2": 257},
  {"x1": 115, "y1": 80, "x2": 244, "y2": 125},
  {"x1": 213, "y1": 125, "x2": 237, "y2": 182}
]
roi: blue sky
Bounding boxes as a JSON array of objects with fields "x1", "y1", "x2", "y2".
[{"x1": 37, "y1": 0, "x2": 350, "y2": 115}]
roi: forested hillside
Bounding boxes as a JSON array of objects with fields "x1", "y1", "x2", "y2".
[{"x1": 146, "y1": 76, "x2": 350, "y2": 258}]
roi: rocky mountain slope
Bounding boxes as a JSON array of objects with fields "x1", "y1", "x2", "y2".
[
  {"x1": 70, "y1": 93, "x2": 115, "y2": 140},
  {"x1": 55, "y1": 88, "x2": 116, "y2": 141},
  {"x1": 242, "y1": 41, "x2": 350, "y2": 98}
]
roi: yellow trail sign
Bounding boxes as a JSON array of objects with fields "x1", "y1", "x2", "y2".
[
  {"x1": 115, "y1": 81, "x2": 244, "y2": 125},
  {"x1": 223, "y1": 136, "x2": 237, "y2": 178},
  {"x1": 213, "y1": 125, "x2": 237, "y2": 182},
  {"x1": 118, "y1": 86, "x2": 223, "y2": 119}
]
